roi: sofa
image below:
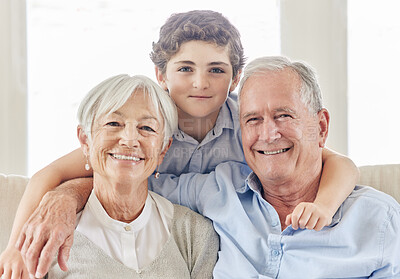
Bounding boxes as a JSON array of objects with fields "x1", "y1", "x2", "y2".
[{"x1": 1, "y1": 164, "x2": 400, "y2": 253}]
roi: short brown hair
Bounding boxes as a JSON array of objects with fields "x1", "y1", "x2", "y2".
[{"x1": 150, "y1": 10, "x2": 245, "y2": 78}]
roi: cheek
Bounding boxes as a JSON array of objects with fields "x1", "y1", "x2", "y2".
[
  {"x1": 241, "y1": 127, "x2": 257, "y2": 148},
  {"x1": 143, "y1": 137, "x2": 164, "y2": 159}
]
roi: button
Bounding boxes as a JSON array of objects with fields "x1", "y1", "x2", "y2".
[
  {"x1": 272, "y1": 250, "x2": 280, "y2": 257},
  {"x1": 124, "y1": 226, "x2": 131, "y2": 232},
  {"x1": 137, "y1": 269, "x2": 142, "y2": 274}
]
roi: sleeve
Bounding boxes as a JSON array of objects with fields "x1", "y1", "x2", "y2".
[
  {"x1": 370, "y1": 206, "x2": 400, "y2": 278},
  {"x1": 189, "y1": 215, "x2": 219, "y2": 279},
  {"x1": 148, "y1": 161, "x2": 250, "y2": 215},
  {"x1": 171, "y1": 208, "x2": 219, "y2": 279}
]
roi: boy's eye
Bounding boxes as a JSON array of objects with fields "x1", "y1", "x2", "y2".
[
  {"x1": 178, "y1": 67, "x2": 192, "y2": 72},
  {"x1": 210, "y1": 68, "x2": 224, "y2": 74}
]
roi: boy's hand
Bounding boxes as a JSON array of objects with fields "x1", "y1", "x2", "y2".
[
  {"x1": 285, "y1": 202, "x2": 333, "y2": 231},
  {"x1": 0, "y1": 246, "x2": 29, "y2": 279},
  {"x1": 15, "y1": 190, "x2": 77, "y2": 279}
]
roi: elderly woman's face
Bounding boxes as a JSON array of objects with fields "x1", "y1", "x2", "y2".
[{"x1": 86, "y1": 91, "x2": 166, "y2": 184}]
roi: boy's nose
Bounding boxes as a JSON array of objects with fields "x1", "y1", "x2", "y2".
[{"x1": 192, "y1": 73, "x2": 210, "y2": 89}]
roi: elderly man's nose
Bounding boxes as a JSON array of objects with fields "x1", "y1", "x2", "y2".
[{"x1": 260, "y1": 120, "x2": 281, "y2": 143}]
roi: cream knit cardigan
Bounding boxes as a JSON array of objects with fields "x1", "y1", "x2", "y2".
[{"x1": 46, "y1": 204, "x2": 219, "y2": 279}]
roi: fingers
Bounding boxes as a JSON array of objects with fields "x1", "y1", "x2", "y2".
[
  {"x1": 287, "y1": 205, "x2": 306, "y2": 230},
  {"x1": 0, "y1": 247, "x2": 28, "y2": 279},
  {"x1": 286, "y1": 202, "x2": 329, "y2": 231},
  {"x1": 35, "y1": 230, "x2": 70, "y2": 278},
  {"x1": 57, "y1": 234, "x2": 73, "y2": 272}
]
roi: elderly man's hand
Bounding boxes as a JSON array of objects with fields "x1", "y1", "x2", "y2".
[
  {"x1": 0, "y1": 246, "x2": 29, "y2": 279},
  {"x1": 285, "y1": 202, "x2": 333, "y2": 231},
  {"x1": 15, "y1": 191, "x2": 77, "y2": 279}
]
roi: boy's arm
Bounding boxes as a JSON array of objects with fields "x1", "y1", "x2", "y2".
[
  {"x1": 286, "y1": 148, "x2": 359, "y2": 231},
  {"x1": 1, "y1": 148, "x2": 92, "y2": 279}
]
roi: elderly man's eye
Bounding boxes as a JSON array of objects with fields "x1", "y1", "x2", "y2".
[
  {"x1": 246, "y1": 117, "x2": 259, "y2": 123},
  {"x1": 106, "y1": 122, "x2": 121, "y2": 127}
]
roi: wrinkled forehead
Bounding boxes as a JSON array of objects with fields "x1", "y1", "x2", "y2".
[
  {"x1": 96, "y1": 90, "x2": 163, "y2": 124},
  {"x1": 239, "y1": 70, "x2": 302, "y2": 109}
]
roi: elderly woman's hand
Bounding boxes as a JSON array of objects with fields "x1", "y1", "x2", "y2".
[
  {"x1": 0, "y1": 246, "x2": 29, "y2": 279},
  {"x1": 16, "y1": 190, "x2": 77, "y2": 279}
]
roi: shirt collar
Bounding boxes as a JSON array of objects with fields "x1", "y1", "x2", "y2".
[{"x1": 87, "y1": 190, "x2": 153, "y2": 233}]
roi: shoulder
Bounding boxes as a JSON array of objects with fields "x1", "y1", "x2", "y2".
[
  {"x1": 343, "y1": 185, "x2": 400, "y2": 227},
  {"x1": 347, "y1": 185, "x2": 400, "y2": 211},
  {"x1": 172, "y1": 204, "x2": 213, "y2": 229},
  {"x1": 226, "y1": 94, "x2": 240, "y2": 123}
]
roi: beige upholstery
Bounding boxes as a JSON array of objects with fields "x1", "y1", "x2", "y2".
[
  {"x1": 0, "y1": 173, "x2": 29, "y2": 253},
  {"x1": 1, "y1": 165, "x2": 400, "y2": 253}
]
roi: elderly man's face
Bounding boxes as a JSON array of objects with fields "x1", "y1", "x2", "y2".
[{"x1": 239, "y1": 68, "x2": 328, "y2": 185}]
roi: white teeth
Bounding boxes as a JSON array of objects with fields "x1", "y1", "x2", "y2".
[
  {"x1": 262, "y1": 148, "x2": 289, "y2": 155},
  {"x1": 111, "y1": 154, "x2": 140, "y2": 161}
]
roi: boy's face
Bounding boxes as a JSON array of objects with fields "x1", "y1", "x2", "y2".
[{"x1": 156, "y1": 41, "x2": 240, "y2": 122}]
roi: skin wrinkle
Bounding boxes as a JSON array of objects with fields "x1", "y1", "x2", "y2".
[{"x1": 80, "y1": 92, "x2": 168, "y2": 223}]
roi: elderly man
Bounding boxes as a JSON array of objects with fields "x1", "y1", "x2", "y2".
[{"x1": 13, "y1": 57, "x2": 400, "y2": 278}]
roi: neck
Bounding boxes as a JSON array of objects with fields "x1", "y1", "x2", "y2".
[
  {"x1": 93, "y1": 176, "x2": 148, "y2": 223},
  {"x1": 261, "y1": 170, "x2": 322, "y2": 231},
  {"x1": 177, "y1": 108, "x2": 219, "y2": 143}
]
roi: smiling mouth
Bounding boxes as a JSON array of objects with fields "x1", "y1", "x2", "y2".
[
  {"x1": 110, "y1": 154, "x2": 141, "y2": 161},
  {"x1": 258, "y1": 147, "x2": 291, "y2": 155}
]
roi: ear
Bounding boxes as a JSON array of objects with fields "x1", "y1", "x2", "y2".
[
  {"x1": 77, "y1": 125, "x2": 90, "y2": 156},
  {"x1": 158, "y1": 137, "x2": 173, "y2": 165},
  {"x1": 317, "y1": 109, "x2": 330, "y2": 148},
  {"x1": 155, "y1": 66, "x2": 168, "y2": 91},
  {"x1": 229, "y1": 70, "x2": 242, "y2": 92}
]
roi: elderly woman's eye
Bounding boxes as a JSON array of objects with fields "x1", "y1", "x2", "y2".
[{"x1": 141, "y1": 126, "x2": 156, "y2": 132}]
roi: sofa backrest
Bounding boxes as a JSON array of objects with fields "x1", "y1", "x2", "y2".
[
  {"x1": 1, "y1": 164, "x2": 400, "y2": 253},
  {"x1": 0, "y1": 173, "x2": 29, "y2": 252},
  {"x1": 358, "y1": 164, "x2": 400, "y2": 204}
]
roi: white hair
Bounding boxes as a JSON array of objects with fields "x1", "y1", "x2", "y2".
[
  {"x1": 238, "y1": 56, "x2": 323, "y2": 115},
  {"x1": 77, "y1": 74, "x2": 178, "y2": 149}
]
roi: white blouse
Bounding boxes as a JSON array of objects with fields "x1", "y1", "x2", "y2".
[{"x1": 75, "y1": 190, "x2": 174, "y2": 271}]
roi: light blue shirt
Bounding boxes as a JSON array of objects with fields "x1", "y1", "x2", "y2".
[
  {"x1": 158, "y1": 95, "x2": 244, "y2": 175},
  {"x1": 149, "y1": 162, "x2": 400, "y2": 279}
]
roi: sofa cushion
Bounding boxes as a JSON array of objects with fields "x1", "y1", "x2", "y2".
[{"x1": 0, "y1": 173, "x2": 29, "y2": 252}]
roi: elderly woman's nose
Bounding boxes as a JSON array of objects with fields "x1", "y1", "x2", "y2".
[{"x1": 119, "y1": 123, "x2": 139, "y2": 147}]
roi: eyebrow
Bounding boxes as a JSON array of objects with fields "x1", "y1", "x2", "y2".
[
  {"x1": 241, "y1": 107, "x2": 297, "y2": 120},
  {"x1": 111, "y1": 111, "x2": 160, "y2": 122},
  {"x1": 174, "y1": 60, "x2": 230, "y2": 67}
]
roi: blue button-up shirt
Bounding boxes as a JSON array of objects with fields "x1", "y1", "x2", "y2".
[
  {"x1": 149, "y1": 162, "x2": 400, "y2": 278},
  {"x1": 158, "y1": 95, "x2": 244, "y2": 175}
]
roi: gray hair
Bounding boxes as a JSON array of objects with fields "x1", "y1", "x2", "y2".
[
  {"x1": 238, "y1": 56, "x2": 323, "y2": 115},
  {"x1": 77, "y1": 74, "x2": 178, "y2": 149}
]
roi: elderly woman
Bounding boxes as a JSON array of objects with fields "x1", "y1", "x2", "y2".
[{"x1": 46, "y1": 75, "x2": 218, "y2": 278}]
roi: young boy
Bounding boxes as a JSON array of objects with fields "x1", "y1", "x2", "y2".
[{"x1": 0, "y1": 10, "x2": 358, "y2": 279}]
